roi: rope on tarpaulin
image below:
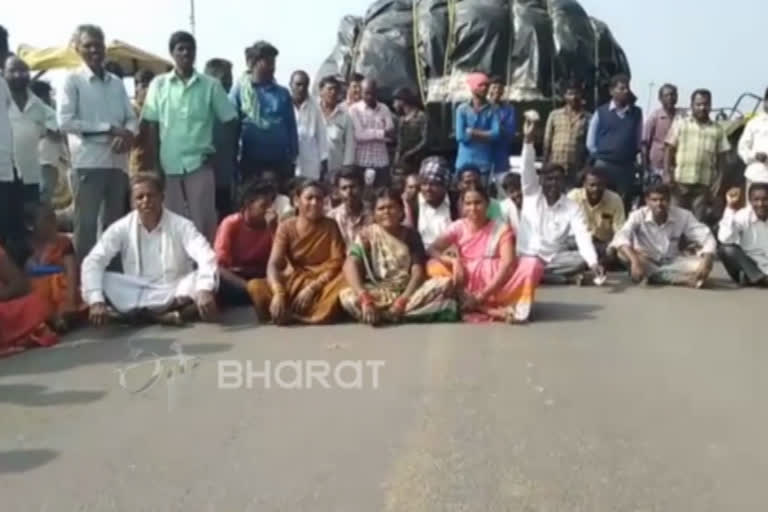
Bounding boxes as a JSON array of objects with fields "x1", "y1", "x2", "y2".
[
  {"x1": 505, "y1": 0, "x2": 515, "y2": 94},
  {"x1": 444, "y1": 0, "x2": 456, "y2": 86},
  {"x1": 589, "y1": 16, "x2": 600, "y2": 110},
  {"x1": 545, "y1": 0, "x2": 557, "y2": 110},
  {"x1": 348, "y1": 19, "x2": 364, "y2": 85},
  {"x1": 412, "y1": 0, "x2": 427, "y2": 106}
]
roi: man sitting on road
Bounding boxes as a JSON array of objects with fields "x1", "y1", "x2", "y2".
[
  {"x1": 417, "y1": 156, "x2": 456, "y2": 247},
  {"x1": 717, "y1": 182, "x2": 768, "y2": 287},
  {"x1": 81, "y1": 173, "x2": 219, "y2": 326},
  {"x1": 518, "y1": 117, "x2": 603, "y2": 285},
  {"x1": 567, "y1": 167, "x2": 626, "y2": 263},
  {"x1": 611, "y1": 183, "x2": 716, "y2": 287}
]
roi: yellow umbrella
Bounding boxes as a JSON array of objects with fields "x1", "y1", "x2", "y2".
[
  {"x1": 103, "y1": 40, "x2": 173, "y2": 75},
  {"x1": 17, "y1": 40, "x2": 172, "y2": 75},
  {"x1": 17, "y1": 44, "x2": 81, "y2": 70}
]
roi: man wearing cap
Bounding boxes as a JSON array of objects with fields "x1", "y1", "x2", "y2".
[
  {"x1": 417, "y1": 156, "x2": 456, "y2": 247},
  {"x1": 455, "y1": 73, "x2": 500, "y2": 183},
  {"x1": 229, "y1": 41, "x2": 298, "y2": 190},
  {"x1": 393, "y1": 87, "x2": 427, "y2": 174}
]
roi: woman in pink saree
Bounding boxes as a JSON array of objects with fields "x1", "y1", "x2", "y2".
[{"x1": 427, "y1": 187, "x2": 544, "y2": 323}]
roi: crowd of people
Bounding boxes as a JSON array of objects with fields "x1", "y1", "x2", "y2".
[{"x1": 1, "y1": 23, "x2": 767, "y2": 357}]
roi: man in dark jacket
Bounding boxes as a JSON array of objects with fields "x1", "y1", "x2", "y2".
[{"x1": 586, "y1": 74, "x2": 643, "y2": 211}]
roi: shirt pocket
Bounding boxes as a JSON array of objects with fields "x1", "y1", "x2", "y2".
[
  {"x1": 327, "y1": 125, "x2": 341, "y2": 142},
  {"x1": 699, "y1": 131, "x2": 717, "y2": 155}
]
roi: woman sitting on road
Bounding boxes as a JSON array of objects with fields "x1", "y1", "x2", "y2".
[
  {"x1": 340, "y1": 187, "x2": 457, "y2": 325},
  {"x1": 0, "y1": 243, "x2": 58, "y2": 357},
  {"x1": 247, "y1": 180, "x2": 346, "y2": 324},
  {"x1": 214, "y1": 181, "x2": 277, "y2": 306},
  {"x1": 23, "y1": 203, "x2": 87, "y2": 332},
  {"x1": 427, "y1": 186, "x2": 542, "y2": 323}
]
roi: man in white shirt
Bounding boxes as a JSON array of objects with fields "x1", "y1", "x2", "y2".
[
  {"x1": 417, "y1": 156, "x2": 455, "y2": 247},
  {"x1": 517, "y1": 119, "x2": 603, "y2": 285},
  {"x1": 57, "y1": 25, "x2": 137, "y2": 262},
  {"x1": 5, "y1": 56, "x2": 58, "y2": 203},
  {"x1": 82, "y1": 173, "x2": 218, "y2": 326},
  {"x1": 30, "y1": 80, "x2": 68, "y2": 205},
  {"x1": 738, "y1": 88, "x2": 768, "y2": 186},
  {"x1": 499, "y1": 172, "x2": 522, "y2": 232},
  {"x1": 290, "y1": 70, "x2": 328, "y2": 180},
  {"x1": 328, "y1": 167, "x2": 372, "y2": 245},
  {"x1": 318, "y1": 76, "x2": 355, "y2": 181},
  {"x1": 717, "y1": 182, "x2": 768, "y2": 286},
  {"x1": 611, "y1": 183, "x2": 716, "y2": 287}
]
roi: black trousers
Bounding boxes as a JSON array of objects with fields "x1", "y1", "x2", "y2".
[
  {"x1": 718, "y1": 244, "x2": 767, "y2": 285},
  {"x1": 240, "y1": 160, "x2": 294, "y2": 193},
  {"x1": 0, "y1": 179, "x2": 39, "y2": 243},
  {"x1": 218, "y1": 278, "x2": 253, "y2": 307},
  {"x1": 594, "y1": 159, "x2": 637, "y2": 214},
  {"x1": 215, "y1": 186, "x2": 235, "y2": 220}
]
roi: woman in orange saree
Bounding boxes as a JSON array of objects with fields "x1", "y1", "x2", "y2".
[
  {"x1": 0, "y1": 244, "x2": 58, "y2": 358},
  {"x1": 23, "y1": 204, "x2": 85, "y2": 332},
  {"x1": 247, "y1": 180, "x2": 346, "y2": 324}
]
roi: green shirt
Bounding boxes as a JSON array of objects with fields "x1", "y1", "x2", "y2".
[
  {"x1": 487, "y1": 198, "x2": 505, "y2": 223},
  {"x1": 142, "y1": 70, "x2": 236, "y2": 176}
]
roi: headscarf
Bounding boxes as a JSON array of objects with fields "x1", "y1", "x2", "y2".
[
  {"x1": 419, "y1": 156, "x2": 450, "y2": 186},
  {"x1": 466, "y1": 72, "x2": 489, "y2": 93}
]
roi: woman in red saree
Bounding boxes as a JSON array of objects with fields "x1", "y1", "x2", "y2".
[
  {"x1": 0, "y1": 244, "x2": 58, "y2": 357},
  {"x1": 24, "y1": 203, "x2": 85, "y2": 332}
]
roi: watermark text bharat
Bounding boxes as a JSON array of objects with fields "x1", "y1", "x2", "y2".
[{"x1": 218, "y1": 360, "x2": 386, "y2": 390}]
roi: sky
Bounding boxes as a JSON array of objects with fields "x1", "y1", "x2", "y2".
[{"x1": 4, "y1": 0, "x2": 766, "y2": 113}]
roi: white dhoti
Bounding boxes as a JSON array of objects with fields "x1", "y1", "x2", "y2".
[
  {"x1": 102, "y1": 271, "x2": 199, "y2": 314},
  {"x1": 646, "y1": 256, "x2": 703, "y2": 285}
]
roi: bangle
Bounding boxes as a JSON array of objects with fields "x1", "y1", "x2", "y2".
[{"x1": 360, "y1": 292, "x2": 374, "y2": 307}]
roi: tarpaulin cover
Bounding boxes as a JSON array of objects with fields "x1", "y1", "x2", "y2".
[
  {"x1": 315, "y1": 15, "x2": 363, "y2": 85},
  {"x1": 415, "y1": 0, "x2": 450, "y2": 80},
  {"x1": 352, "y1": 0, "x2": 419, "y2": 102},
  {"x1": 318, "y1": 0, "x2": 630, "y2": 105}
]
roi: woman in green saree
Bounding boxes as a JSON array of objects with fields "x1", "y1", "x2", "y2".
[{"x1": 340, "y1": 188, "x2": 457, "y2": 325}]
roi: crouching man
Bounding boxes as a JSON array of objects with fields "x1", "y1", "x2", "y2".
[
  {"x1": 717, "y1": 182, "x2": 768, "y2": 287},
  {"x1": 81, "y1": 173, "x2": 219, "y2": 325},
  {"x1": 611, "y1": 183, "x2": 716, "y2": 287}
]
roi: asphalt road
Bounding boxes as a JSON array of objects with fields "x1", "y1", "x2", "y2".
[{"x1": 1, "y1": 268, "x2": 767, "y2": 511}]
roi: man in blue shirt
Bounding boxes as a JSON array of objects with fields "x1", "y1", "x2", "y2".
[
  {"x1": 488, "y1": 76, "x2": 517, "y2": 187},
  {"x1": 455, "y1": 72, "x2": 500, "y2": 183},
  {"x1": 229, "y1": 41, "x2": 298, "y2": 191},
  {"x1": 586, "y1": 74, "x2": 643, "y2": 211}
]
